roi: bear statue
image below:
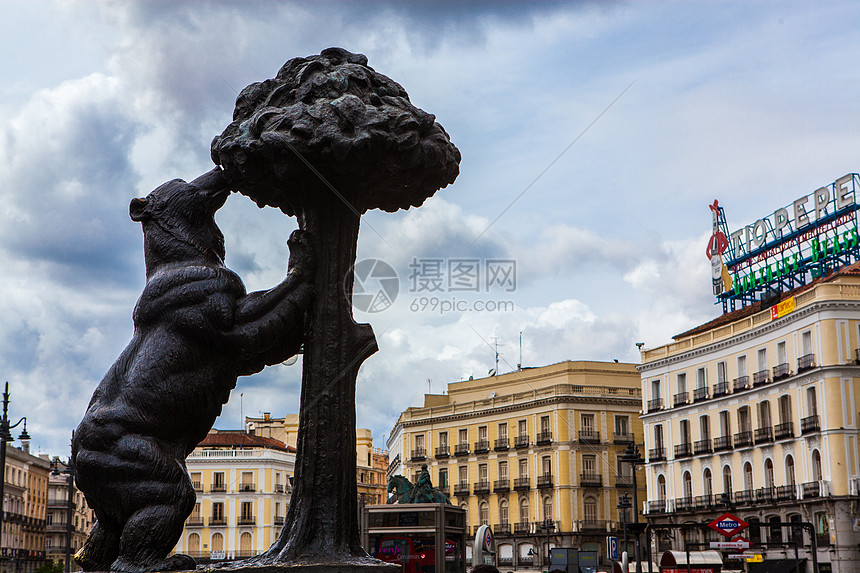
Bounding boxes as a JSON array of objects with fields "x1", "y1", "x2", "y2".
[{"x1": 71, "y1": 167, "x2": 314, "y2": 573}]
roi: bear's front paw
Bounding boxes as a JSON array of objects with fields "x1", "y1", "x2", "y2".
[{"x1": 287, "y1": 229, "x2": 316, "y2": 277}]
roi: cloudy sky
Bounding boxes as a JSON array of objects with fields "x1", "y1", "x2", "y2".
[{"x1": 1, "y1": 1, "x2": 859, "y2": 457}]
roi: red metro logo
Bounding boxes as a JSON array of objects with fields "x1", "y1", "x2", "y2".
[{"x1": 708, "y1": 512, "x2": 750, "y2": 538}]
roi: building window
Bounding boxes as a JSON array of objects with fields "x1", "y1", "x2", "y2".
[
  {"x1": 517, "y1": 419, "x2": 527, "y2": 437},
  {"x1": 499, "y1": 499, "x2": 509, "y2": 525},
  {"x1": 498, "y1": 423, "x2": 508, "y2": 439},
  {"x1": 498, "y1": 461, "x2": 508, "y2": 479},
  {"x1": 581, "y1": 413, "x2": 594, "y2": 433},
  {"x1": 722, "y1": 466, "x2": 732, "y2": 495},
  {"x1": 676, "y1": 373, "x2": 687, "y2": 394},
  {"x1": 241, "y1": 501, "x2": 254, "y2": 520},
  {"x1": 699, "y1": 416, "x2": 710, "y2": 441},
  {"x1": 651, "y1": 378, "x2": 661, "y2": 400},
  {"x1": 519, "y1": 498, "x2": 530, "y2": 523},
  {"x1": 240, "y1": 532, "x2": 252, "y2": 554},
  {"x1": 811, "y1": 450, "x2": 822, "y2": 481},
  {"x1": 743, "y1": 462, "x2": 754, "y2": 490},
  {"x1": 541, "y1": 456, "x2": 552, "y2": 476},
  {"x1": 188, "y1": 533, "x2": 200, "y2": 554},
  {"x1": 778, "y1": 395, "x2": 792, "y2": 425},
  {"x1": 679, "y1": 419, "x2": 690, "y2": 444},
  {"x1": 785, "y1": 455, "x2": 795, "y2": 486},
  {"x1": 584, "y1": 497, "x2": 597, "y2": 522},
  {"x1": 758, "y1": 401, "x2": 772, "y2": 428},
  {"x1": 615, "y1": 415, "x2": 629, "y2": 436},
  {"x1": 458, "y1": 428, "x2": 468, "y2": 445},
  {"x1": 478, "y1": 426, "x2": 488, "y2": 441},
  {"x1": 540, "y1": 415, "x2": 550, "y2": 433},
  {"x1": 657, "y1": 475, "x2": 666, "y2": 501},
  {"x1": 654, "y1": 424, "x2": 664, "y2": 449},
  {"x1": 764, "y1": 459, "x2": 774, "y2": 489},
  {"x1": 479, "y1": 502, "x2": 489, "y2": 525},
  {"x1": 212, "y1": 502, "x2": 224, "y2": 521},
  {"x1": 479, "y1": 463, "x2": 489, "y2": 482},
  {"x1": 696, "y1": 368, "x2": 706, "y2": 389},
  {"x1": 415, "y1": 434, "x2": 425, "y2": 450},
  {"x1": 683, "y1": 471, "x2": 692, "y2": 500},
  {"x1": 757, "y1": 348, "x2": 768, "y2": 372},
  {"x1": 213, "y1": 472, "x2": 225, "y2": 491},
  {"x1": 459, "y1": 466, "x2": 468, "y2": 484},
  {"x1": 211, "y1": 532, "x2": 224, "y2": 552},
  {"x1": 703, "y1": 468, "x2": 712, "y2": 497},
  {"x1": 439, "y1": 467, "x2": 448, "y2": 488},
  {"x1": 543, "y1": 496, "x2": 552, "y2": 521},
  {"x1": 717, "y1": 361, "x2": 727, "y2": 383},
  {"x1": 439, "y1": 431, "x2": 448, "y2": 448},
  {"x1": 518, "y1": 458, "x2": 529, "y2": 478},
  {"x1": 801, "y1": 330, "x2": 813, "y2": 357},
  {"x1": 737, "y1": 355, "x2": 747, "y2": 377},
  {"x1": 738, "y1": 406, "x2": 751, "y2": 433}
]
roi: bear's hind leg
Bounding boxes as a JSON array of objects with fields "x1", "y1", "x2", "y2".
[
  {"x1": 110, "y1": 502, "x2": 195, "y2": 573},
  {"x1": 75, "y1": 518, "x2": 120, "y2": 571}
]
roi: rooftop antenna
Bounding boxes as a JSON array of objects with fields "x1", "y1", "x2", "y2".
[
  {"x1": 427, "y1": 378, "x2": 431, "y2": 394},
  {"x1": 491, "y1": 337, "x2": 501, "y2": 374},
  {"x1": 240, "y1": 392, "x2": 244, "y2": 430},
  {"x1": 518, "y1": 331, "x2": 523, "y2": 369}
]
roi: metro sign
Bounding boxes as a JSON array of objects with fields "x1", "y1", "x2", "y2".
[{"x1": 708, "y1": 513, "x2": 749, "y2": 538}]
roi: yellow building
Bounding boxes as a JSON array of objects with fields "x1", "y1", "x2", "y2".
[
  {"x1": 1, "y1": 443, "x2": 50, "y2": 573},
  {"x1": 45, "y1": 458, "x2": 92, "y2": 571},
  {"x1": 639, "y1": 264, "x2": 860, "y2": 572},
  {"x1": 387, "y1": 360, "x2": 644, "y2": 570},
  {"x1": 245, "y1": 414, "x2": 388, "y2": 506},
  {"x1": 175, "y1": 430, "x2": 295, "y2": 563}
]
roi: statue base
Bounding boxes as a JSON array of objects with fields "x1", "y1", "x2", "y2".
[{"x1": 196, "y1": 558, "x2": 400, "y2": 573}]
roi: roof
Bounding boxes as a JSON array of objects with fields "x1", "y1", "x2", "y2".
[
  {"x1": 197, "y1": 430, "x2": 294, "y2": 453},
  {"x1": 673, "y1": 260, "x2": 860, "y2": 340}
]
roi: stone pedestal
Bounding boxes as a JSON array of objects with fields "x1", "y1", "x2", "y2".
[{"x1": 197, "y1": 560, "x2": 400, "y2": 573}]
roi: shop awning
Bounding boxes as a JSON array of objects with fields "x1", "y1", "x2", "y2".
[{"x1": 660, "y1": 550, "x2": 722, "y2": 566}]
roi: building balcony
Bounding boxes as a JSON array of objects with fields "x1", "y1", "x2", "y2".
[
  {"x1": 454, "y1": 482, "x2": 470, "y2": 496},
  {"x1": 578, "y1": 430, "x2": 599, "y2": 444},
  {"x1": 733, "y1": 376, "x2": 750, "y2": 391},
  {"x1": 648, "y1": 447, "x2": 666, "y2": 462},
  {"x1": 473, "y1": 480, "x2": 490, "y2": 494},
  {"x1": 775, "y1": 485, "x2": 797, "y2": 501},
  {"x1": 239, "y1": 483, "x2": 255, "y2": 492},
  {"x1": 192, "y1": 481, "x2": 202, "y2": 492},
  {"x1": 714, "y1": 492, "x2": 732, "y2": 507},
  {"x1": 615, "y1": 475, "x2": 634, "y2": 488},
  {"x1": 713, "y1": 381, "x2": 729, "y2": 397},
  {"x1": 773, "y1": 362, "x2": 790, "y2": 380},
  {"x1": 580, "y1": 473, "x2": 602, "y2": 487},
  {"x1": 673, "y1": 391, "x2": 689, "y2": 407},
  {"x1": 537, "y1": 474, "x2": 554, "y2": 488},
  {"x1": 274, "y1": 516, "x2": 285, "y2": 525},
  {"x1": 494, "y1": 437, "x2": 509, "y2": 451},
  {"x1": 454, "y1": 443, "x2": 470, "y2": 456},
  {"x1": 674, "y1": 442, "x2": 692, "y2": 459},
  {"x1": 801, "y1": 415, "x2": 820, "y2": 434},
  {"x1": 211, "y1": 484, "x2": 227, "y2": 492},
  {"x1": 801, "y1": 481, "x2": 820, "y2": 498},
  {"x1": 474, "y1": 440, "x2": 490, "y2": 454},
  {"x1": 675, "y1": 497, "x2": 693, "y2": 512},
  {"x1": 774, "y1": 422, "x2": 794, "y2": 440},
  {"x1": 514, "y1": 477, "x2": 530, "y2": 490},
  {"x1": 647, "y1": 500, "x2": 667, "y2": 514},
  {"x1": 693, "y1": 439, "x2": 712, "y2": 455},
  {"x1": 185, "y1": 518, "x2": 204, "y2": 527},
  {"x1": 494, "y1": 523, "x2": 511, "y2": 536},
  {"x1": 693, "y1": 387, "x2": 709, "y2": 402},
  {"x1": 275, "y1": 484, "x2": 285, "y2": 493},
  {"x1": 734, "y1": 431, "x2": 753, "y2": 448},
  {"x1": 713, "y1": 435, "x2": 733, "y2": 452},
  {"x1": 494, "y1": 479, "x2": 510, "y2": 493},
  {"x1": 435, "y1": 445, "x2": 450, "y2": 458},
  {"x1": 797, "y1": 353, "x2": 816, "y2": 372},
  {"x1": 694, "y1": 495, "x2": 713, "y2": 510},
  {"x1": 410, "y1": 448, "x2": 426, "y2": 461},
  {"x1": 754, "y1": 426, "x2": 773, "y2": 444},
  {"x1": 208, "y1": 517, "x2": 227, "y2": 526},
  {"x1": 647, "y1": 398, "x2": 663, "y2": 412},
  {"x1": 578, "y1": 519, "x2": 608, "y2": 532},
  {"x1": 514, "y1": 435, "x2": 529, "y2": 449},
  {"x1": 756, "y1": 487, "x2": 774, "y2": 503},
  {"x1": 514, "y1": 522, "x2": 532, "y2": 535},
  {"x1": 735, "y1": 489, "x2": 755, "y2": 505},
  {"x1": 536, "y1": 431, "x2": 553, "y2": 446},
  {"x1": 753, "y1": 369, "x2": 769, "y2": 386},
  {"x1": 613, "y1": 432, "x2": 634, "y2": 444},
  {"x1": 238, "y1": 516, "x2": 256, "y2": 526}
]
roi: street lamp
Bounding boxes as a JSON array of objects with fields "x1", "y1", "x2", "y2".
[
  {"x1": 617, "y1": 492, "x2": 631, "y2": 565},
  {"x1": 620, "y1": 443, "x2": 644, "y2": 573},
  {"x1": 540, "y1": 518, "x2": 556, "y2": 568},
  {"x1": 0, "y1": 382, "x2": 31, "y2": 551}
]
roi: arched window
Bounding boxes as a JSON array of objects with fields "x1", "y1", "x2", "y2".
[
  {"x1": 785, "y1": 455, "x2": 796, "y2": 486},
  {"x1": 744, "y1": 462, "x2": 754, "y2": 490},
  {"x1": 584, "y1": 496, "x2": 598, "y2": 523},
  {"x1": 211, "y1": 533, "x2": 224, "y2": 552},
  {"x1": 764, "y1": 458, "x2": 774, "y2": 489},
  {"x1": 479, "y1": 501, "x2": 489, "y2": 525},
  {"x1": 543, "y1": 496, "x2": 553, "y2": 521},
  {"x1": 499, "y1": 499, "x2": 509, "y2": 525},
  {"x1": 657, "y1": 475, "x2": 666, "y2": 501},
  {"x1": 811, "y1": 450, "x2": 822, "y2": 481},
  {"x1": 703, "y1": 468, "x2": 713, "y2": 497},
  {"x1": 683, "y1": 471, "x2": 693, "y2": 500},
  {"x1": 460, "y1": 502, "x2": 469, "y2": 527},
  {"x1": 188, "y1": 533, "x2": 200, "y2": 554},
  {"x1": 240, "y1": 532, "x2": 253, "y2": 555},
  {"x1": 722, "y1": 466, "x2": 732, "y2": 494},
  {"x1": 519, "y1": 498, "x2": 530, "y2": 524}
]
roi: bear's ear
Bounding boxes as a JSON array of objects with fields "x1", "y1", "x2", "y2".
[{"x1": 129, "y1": 197, "x2": 149, "y2": 222}]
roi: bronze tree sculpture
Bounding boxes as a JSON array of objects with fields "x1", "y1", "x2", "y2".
[{"x1": 212, "y1": 48, "x2": 460, "y2": 567}]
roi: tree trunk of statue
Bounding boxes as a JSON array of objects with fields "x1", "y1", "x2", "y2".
[{"x1": 259, "y1": 197, "x2": 379, "y2": 565}]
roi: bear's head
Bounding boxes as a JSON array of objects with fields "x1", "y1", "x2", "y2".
[{"x1": 130, "y1": 168, "x2": 230, "y2": 274}]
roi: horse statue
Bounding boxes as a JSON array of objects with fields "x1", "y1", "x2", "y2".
[{"x1": 387, "y1": 464, "x2": 451, "y2": 505}]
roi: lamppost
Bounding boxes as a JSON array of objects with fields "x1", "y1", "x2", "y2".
[
  {"x1": 620, "y1": 443, "x2": 644, "y2": 573},
  {"x1": 617, "y1": 492, "x2": 631, "y2": 567},
  {"x1": 51, "y1": 449, "x2": 75, "y2": 573},
  {"x1": 0, "y1": 382, "x2": 31, "y2": 554},
  {"x1": 540, "y1": 518, "x2": 556, "y2": 568}
]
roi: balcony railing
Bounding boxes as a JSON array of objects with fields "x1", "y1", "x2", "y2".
[
  {"x1": 454, "y1": 443, "x2": 470, "y2": 456},
  {"x1": 693, "y1": 439, "x2": 712, "y2": 455},
  {"x1": 514, "y1": 477, "x2": 530, "y2": 490},
  {"x1": 454, "y1": 482, "x2": 470, "y2": 496},
  {"x1": 435, "y1": 445, "x2": 450, "y2": 458},
  {"x1": 647, "y1": 500, "x2": 667, "y2": 513},
  {"x1": 673, "y1": 392, "x2": 689, "y2": 407},
  {"x1": 514, "y1": 435, "x2": 529, "y2": 449},
  {"x1": 274, "y1": 516, "x2": 285, "y2": 525},
  {"x1": 733, "y1": 376, "x2": 750, "y2": 391},
  {"x1": 675, "y1": 497, "x2": 693, "y2": 512},
  {"x1": 186, "y1": 517, "x2": 204, "y2": 527},
  {"x1": 578, "y1": 430, "x2": 599, "y2": 444},
  {"x1": 734, "y1": 430, "x2": 753, "y2": 448},
  {"x1": 211, "y1": 483, "x2": 227, "y2": 492},
  {"x1": 514, "y1": 522, "x2": 531, "y2": 535},
  {"x1": 493, "y1": 479, "x2": 510, "y2": 492},
  {"x1": 613, "y1": 432, "x2": 634, "y2": 444},
  {"x1": 735, "y1": 489, "x2": 755, "y2": 504},
  {"x1": 774, "y1": 422, "x2": 794, "y2": 440},
  {"x1": 239, "y1": 483, "x2": 255, "y2": 492},
  {"x1": 693, "y1": 387, "x2": 709, "y2": 402},
  {"x1": 536, "y1": 431, "x2": 553, "y2": 445},
  {"x1": 192, "y1": 481, "x2": 202, "y2": 492},
  {"x1": 648, "y1": 447, "x2": 666, "y2": 462},
  {"x1": 715, "y1": 492, "x2": 732, "y2": 507},
  {"x1": 494, "y1": 523, "x2": 511, "y2": 535},
  {"x1": 754, "y1": 426, "x2": 773, "y2": 443},
  {"x1": 580, "y1": 473, "x2": 602, "y2": 487},
  {"x1": 578, "y1": 519, "x2": 608, "y2": 532},
  {"x1": 473, "y1": 480, "x2": 490, "y2": 494},
  {"x1": 615, "y1": 475, "x2": 634, "y2": 488},
  {"x1": 713, "y1": 435, "x2": 732, "y2": 452},
  {"x1": 537, "y1": 474, "x2": 554, "y2": 488},
  {"x1": 275, "y1": 484, "x2": 285, "y2": 493},
  {"x1": 694, "y1": 494, "x2": 713, "y2": 509},
  {"x1": 674, "y1": 443, "x2": 692, "y2": 459},
  {"x1": 797, "y1": 353, "x2": 815, "y2": 372},
  {"x1": 756, "y1": 487, "x2": 774, "y2": 503},
  {"x1": 494, "y1": 437, "x2": 509, "y2": 451},
  {"x1": 238, "y1": 516, "x2": 256, "y2": 525},
  {"x1": 713, "y1": 381, "x2": 729, "y2": 397},
  {"x1": 647, "y1": 398, "x2": 663, "y2": 412},
  {"x1": 753, "y1": 370, "x2": 769, "y2": 386},
  {"x1": 474, "y1": 440, "x2": 490, "y2": 454},
  {"x1": 802, "y1": 481, "x2": 820, "y2": 498},
  {"x1": 773, "y1": 362, "x2": 790, "y2": 380},
  {"x1": 801, "y1": 415, "x2": 820, "y2": 434},
  {"x1": 775, "y1": 485, "x2": 796, "y2": 501},
  {"x1": 410, "y1": 448, "x2": 426, "y2": 461},
  {"x1": 208, "y1": 517, "x2": 227, "y2": 526}
]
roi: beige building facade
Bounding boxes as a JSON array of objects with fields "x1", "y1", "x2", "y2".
[
  {"x1": 639, "y1": 265, "x2": 860, "y2": 572},
  {"x1": 1, "y1": 444, "x2": 50, "y2": 573},
  {"x1": 388, "y1": 360, "x2": 645, "y2": 569},
  {"x1": 45, "y1": 458, "x2": 91, "y2": 571}
]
